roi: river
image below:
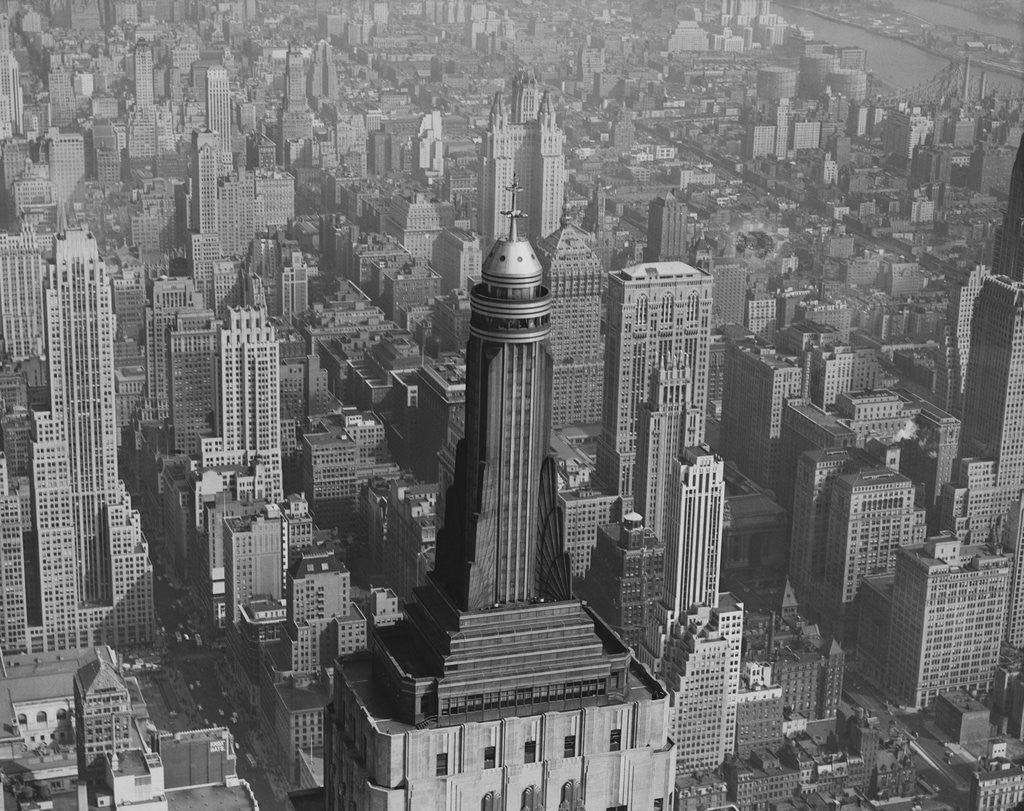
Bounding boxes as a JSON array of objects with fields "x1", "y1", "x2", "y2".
[
  {"x1": 898, "y1": 0, "x2": 1022, "y2": 41},
  {"x1": 776, "y1": 1, "x2": 1024, "y2": 92}
]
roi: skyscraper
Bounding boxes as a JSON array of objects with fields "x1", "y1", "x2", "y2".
[
  {"x1": 30, "y1": 227, "x2": 154, "y2": 652},
  {"x1": 644, "y1": 192, "x2": 691, "y2": 262},
  {"x1": 187, "y1": 128, "x2": 221, "y2": 253},
  {"x1": 992, "y1": 133, "x2": 1024, "y2": 282},
  {"x1": 536, "y1": 222, "x2": 604, "y2": 427},
  {"x1": 634, "y1": 359, "x2": 690, "y2": 547},
  {"x1": 285, "y1": 48, "x2": 307, "y2": 111},
  {"x1": 721, "y1": 340, "x2": 803, "y2": 490},
  {"x1": 144, "y1": 276, "x2": 204, "y2": 420},
  {"x1": 955, "y1": 274, "x2": 1024, "y2": 534},
  {"x1": 883, "y1": 536, "x2": 1010, "y2": 707},
  {"x1": 47, "y1": 68, "x2": 75, "y2": 128},
  {"x1": 0, "y1": 51, "x2": 23, "y2": 136},
  {"x1": 168, "y1": 308, "x2": 220, "y2": 456},
  {"x1": 0, "y1": 454, "x2": 26, "y2": 653},
  {"x1": 201, "y1": 306, "x2": 283, "y2": 502},
  {"x1": 596, "y1": 261, "x2": 713, "y2": 501},
  {"x1": 478, "y1": 71, "x2": 566, "y2": 243},
  {"x1": 639, "y1": 443, "x2": 742, "y2": 777},
  {"x1": 823, "y1": 466, "x2": 925, "y2": 639},
  {"x1": 45, "y1": 130, "x2": 85, "y2": 204},
  {"x1": 935, "y1": 264, "x2": 990, "y2": 416},
  {"x1": 662, "y1": 448, "x2": 726, "y2": 621},
  {"x1": 132, "y1": 40, "x2": 154, "y2": 109},
  {"x1": 309, "y1": 40, "x2": 336, "y2": 101},
  {"x1": 325, "y1": 188, "x2": 676, "y2": 809},
  {"x1": 0, "y1": 228, "x2": 46, "y2": 360},
  {"x1": 205, "y1": 65, "x2": 232, "y2": 157}
]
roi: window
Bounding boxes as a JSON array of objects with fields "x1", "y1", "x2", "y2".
[
  {"x1": 563, "y1": 735, "x2": 576, "y2": 758},
  {"x1": 483, "y1": 745, "x2": 495, "y2": 768},
  {"x1": 36, "y1": 711, "x2": 46, "y2": 724},
  {"x1": 524, "y1": 740, "x2": 536, "y2": 763},
  {"x1": 480, "y1": 792, "x2": 496, "y2": 811},
  {"x1": 435, "y1": 753, "x2": 448, "y2": 776},
  {"x1": 609, "y1": 728, "x2": 621, "y2": 751}
]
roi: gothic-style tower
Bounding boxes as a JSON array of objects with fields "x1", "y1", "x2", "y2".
[{"x1": 479, "y1": 74, "x2": 566, "y2": 243}]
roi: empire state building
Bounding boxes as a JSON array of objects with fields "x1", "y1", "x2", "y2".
[{"x1": 325, "y1": 186, "x2": 676, "y2": 810}]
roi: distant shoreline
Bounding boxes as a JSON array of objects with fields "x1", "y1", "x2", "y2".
[{"x1": 776, "y1": 1, "x2": 1024, "y2": 84}]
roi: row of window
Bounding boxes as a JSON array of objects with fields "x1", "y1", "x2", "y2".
[
  {"x1": 435, "y1": 729, "x2": 623, "y2": 777},
  {"x1": 439, "y1": 679, "x2": 608, "y2": 717}
]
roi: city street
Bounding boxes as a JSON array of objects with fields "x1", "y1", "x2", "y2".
[
  {"x1": 146, "y1": 553, "x2": 292, "y2": 809},
  {"x1": 843, "y1": 666, "x2": 970, "y2": 806}
]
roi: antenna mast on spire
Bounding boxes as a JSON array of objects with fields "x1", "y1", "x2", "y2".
[{"x1": 500, "y1": 174, "x2": 527, "y2": 240}]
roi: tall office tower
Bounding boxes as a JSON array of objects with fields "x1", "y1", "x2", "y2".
[
  {"x1": 47, "y1": 68, "x2": 76, "y2": 128},
  {"x1": 223, "y1": 507, "x2": 283, "y2": 624},
  {"x1": 579, "y1": 513, "x2": 664, "y2": 651},
  {"x1": 432, "y1": 226, "x2": 482, "y2": 291},
  {"x1": 0, "y1": 52, "x2": 23, "y2": 136},
  {"x1": 596, "y1": 261, "x2": 713, "y2": 501},
  {"x1": 205, "y1": 65, "x2": 232, "y2": 157},
  {"x1": 478, "y1": 73, "x2": 566, "y2": 242},
  {"x1": 1004, "y1": 495, "x2": 1024, "y2": 647},
  {"x1": 882, "y1": 536, "x2": 1009, "y2": 707},
  {"x1": 309, "y1": 40, "x2": 336, "y2": 101},
  {"x1": 0, "y1": 454, "x2": 26, "y2": 653},
  {"x1": 721, "y1": 341, "x2": 803, "y2": 490},
  {"x1": 536, "y1": 223, "x2": 604, "y2": 427},
  {"x1": 644, "y1": 192, "x2": 690, "y2": 262},
  {"x1": 935, "y1": 264, "x2": 990, "y2": 416},
  {"x1": 187, "y1": 232, "x2": 223, "y2": 316},
  {"x1": 638, "y1": 442, "x2": 739, "y2": 776},
  {"x1": 992, "y1": 133, "x2": 1024, "y2": 281},
  {"x1": 0, "y1": 15, "x2": 9, "y2": 52},
  {"x1": 666, "y1": 449, "x2": 725, "y2": 610},
  {"x1": 510, "y1": 68, "x2": 540, "y2": 121},
  {"x1": 325, "y1": 195, "x2": 677, "y2": 811},
  {"x1": 823, "y1": 466, "x2": 925, "y2": 640},
  {"x1": 643, "y1": 447, "x2": 727, "y2": 667},
  {"x1": 956, "y1": 274, "x2": 1024, "y2": 534},
  {"x1": 132, "y1": 40, "x2": 154, "y2": 109},
  {"x1": 201, "y1": 307, "x2": 282, "y2": 502},
  {"x1": 188, "y1": 129, "x2": 220, "y2": 236},
  {"x1": 634, "y1": 359, "x2": 690, "y2": 548},
  {"x1": 881, "y1": 109, "x2": 933, "y2": 163},
  {"x1": 661, "y1": 598, "x2": 744, "y2": 773},
  {"x1": 0, "y1": 229, "x2": 46, "y2": 360},
  {"x1": 31, "y1": 227, "x2": 154, "y2": 652},
  {"x1": 788, "y1": 448, "x2": 853, "y2": 617},
  {"x1": 45, "y1": 130, "x2": 85, "y2": 204},
  {"x1": 285, "y1": 48, "x2": 307, "y2": 111},
  {"x1": 144, "y1": 277, "x2": 203, "y2": 420},
  {"x1": 169, "y1": 309, "x2": 219, "y2": 456},
  {"x1": 774, "y1": 98, "x2": 791, "y2": 158}
]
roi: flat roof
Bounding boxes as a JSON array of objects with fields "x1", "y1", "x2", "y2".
[
  {"x1": 615, "y1": 261, "x2": 709, "y2": 281},
  {"x1": 168, "y1": 784, "x2": 256, "y2": 811},
  {"x1": 276, "y1": 682, "x2": 330, "y2": 713}
]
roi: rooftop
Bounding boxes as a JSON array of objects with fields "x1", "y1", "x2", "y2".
[
  {"x1": 167, "y1": 784, "x2": 256, "y2": 811},
  {"x1": 615, "y1": 260, "x2": 709, "y2": 281},
  {"x1": 3, "y1": 647, "x2": 112, "y2": 705},
  {"x1": 276, "y1": 681, "x2": 330, "y2": 713}
]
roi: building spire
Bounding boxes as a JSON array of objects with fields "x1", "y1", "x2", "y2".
[{"x1": 501, "y1": 175, "x2": 526, "y2": 241}]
